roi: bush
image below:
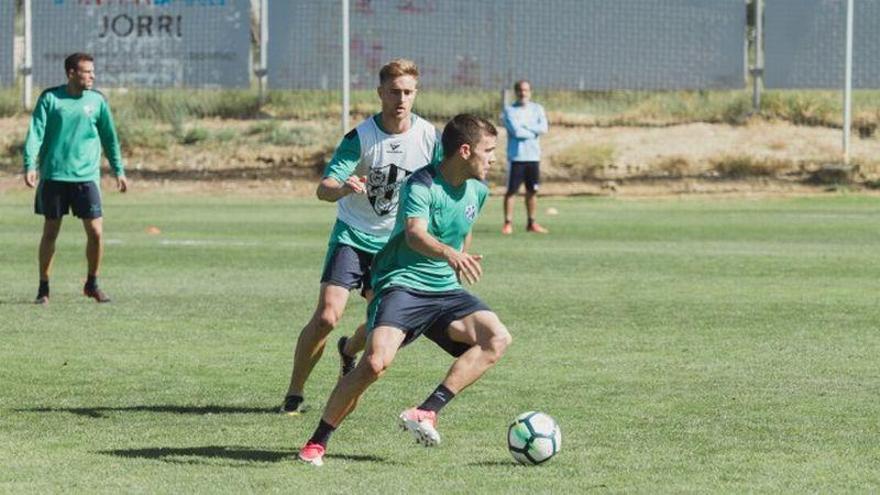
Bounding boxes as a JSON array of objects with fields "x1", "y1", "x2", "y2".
[
  {"x1": 115, "y1": 119, "x2": 170, "y2": 151},
  {"x1": 551, "y1": 142, "x2": 616, "y2": 179},
  {"x1": 711, "y1": 155, "x2": 791, "y2": 178},
  {"x1": 179, "y1": 126, "x2": 209, "y2": 145},
  {"x1": 0, "y1": 88, "x2": 20, "y2": 118}
]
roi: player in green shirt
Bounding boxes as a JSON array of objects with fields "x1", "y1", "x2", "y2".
[
  {"x1": 279, "y1": 59, "x2": 441, "y2": 415},
  {"x1": 298, "y1": 114, "x2": 512, "y2": 466},
  {"x1": 23, "y1": 53, "x2": 128, "y2": 305}
]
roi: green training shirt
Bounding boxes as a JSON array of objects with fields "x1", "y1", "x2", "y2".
[
  {"x1": 23, "y1": 86, "x2": 124, "y2": 183},
  {"x1": 371, "y1": 164, "x2": 489, "y2": 293}
]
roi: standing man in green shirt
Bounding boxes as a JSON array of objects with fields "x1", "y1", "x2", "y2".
[
  {"x1": 297, "y1": 114, "x2": 512, "y2": 467},
  {"x1": 23, "y1": 53, "x2": 128, "y2": 305}
]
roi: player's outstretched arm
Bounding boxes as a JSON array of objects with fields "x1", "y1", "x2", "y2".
[
  {"x1": 318, "y1": 130, "x2": 363, "y2": 202},
  {"x1": 316, "y1": 175, "x2": 365, "y2": 202},
  {"x1": 404, "y1": 217, "x2": 482, "y2": 284}
]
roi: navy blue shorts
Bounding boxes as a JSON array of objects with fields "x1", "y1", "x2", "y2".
[
  {"x1": 367, "y1": 287, "x2": 492, "y2": 357},
  {"x1": 506, "y1": 161, "x2": 540, "y2": 194},
  {"x1": 35, "y1": 180, "x2": 102, "y2": 219},
  {"x1": 321, "y1": 243, "x2": 374, "y2": 294}
]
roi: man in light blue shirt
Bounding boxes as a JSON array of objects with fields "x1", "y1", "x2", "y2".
[{"x1": 501, "y1": 80, "x2": 549, "y2": 234}]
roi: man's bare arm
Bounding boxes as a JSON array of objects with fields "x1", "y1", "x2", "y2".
[{"x1": 405, "y1": 217, "x2": 483, "y2": 284}]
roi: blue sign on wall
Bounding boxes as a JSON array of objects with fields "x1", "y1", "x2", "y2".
[{"x1": 33, "y1": 0, "x2": 251, "y2": 88}]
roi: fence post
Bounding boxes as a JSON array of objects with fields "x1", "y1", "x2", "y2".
[
  {"x1": 751, "y1": 0, "x2": 763, "y2": 113},
  {"x1": 843, "y1": 0, "x2": 854, "y2": 165},
  {"x1": 22, "y1": 0, "x2": 32, "y2": 112},
  {"x1": 256, "y1": 0, "x2": 268, "y2": 106},
  {"x1": 341, "y1": 0, "x2": 350, "y2": 134}
]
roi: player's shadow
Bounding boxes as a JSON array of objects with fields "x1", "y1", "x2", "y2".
[
  {"x1": 17, "y1": 404, "x2": 277, "y2": 419},
  {"x1": 100, "y1": 445, "x2": 391, "y2": 466},
  {"x1": 467, "y1": 460, "x2": 517, "y2": 467}
]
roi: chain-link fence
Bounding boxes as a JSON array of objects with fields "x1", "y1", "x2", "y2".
[
  {"x1": 269, "y1": 0, "x2": 745, "y2": 91},
  {"x1": 765, "y1": 0, "x2": 880, "y2": 89},
  {"x1": 0, "y1": 1, "x2": 13, "y2": 87}
]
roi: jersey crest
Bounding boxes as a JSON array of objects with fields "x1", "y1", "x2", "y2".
[
  {"x1": 465, "y1": 204, "x2": 477, "y2": 222},
  {"x1": 367, "y1": 163, "x2": 413, "y2": 216}
]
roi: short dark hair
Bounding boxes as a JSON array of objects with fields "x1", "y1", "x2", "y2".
[
  {"x1": 64, "y1": 53, "x2": 94, "y2": 74},
  {"x1": 514, "y1": 80, "x2": 530, "y2": 91},
  {"x1": 441, "y1": 114, "x2": 497, "y2": 159}
]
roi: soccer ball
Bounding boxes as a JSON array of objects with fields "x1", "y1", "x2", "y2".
[{"x1": 507, "y1": 411, "x2": 561, "y2": 465}]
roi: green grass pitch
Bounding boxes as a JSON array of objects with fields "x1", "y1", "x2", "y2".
[{"x1": 1, "y1": 190, "x2": 880, "y2": 492}]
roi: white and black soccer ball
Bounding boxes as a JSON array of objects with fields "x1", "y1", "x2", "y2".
[{"x1": 507, "y1": 411, "x2": 561, "y2": 465}]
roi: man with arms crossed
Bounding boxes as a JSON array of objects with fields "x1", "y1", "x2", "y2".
[
  {"x1": 24, "y1": 52, "x2": 128, "y2": 305},
  {"x1": 280, "y1": 59, "x2": 442, "y2": 415},
  {"x1": 297, "y1": 114, "x2": 512, "y2": 466},
  {"x1": 501, "y1": 79, "x2": 549, "y2": 234}
]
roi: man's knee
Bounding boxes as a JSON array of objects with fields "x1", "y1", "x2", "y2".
[
  {"x1": 41, "y1": 229, "x2": 60, "y2": 243},
  {"x1": 84, "y1": 222, "x2": 103, "y2": 241},
  {"x1": 482, "y1": 324, "x2": 512, "y2": 363},
  {"x1": 357, "y1": 352, "x2": 389, "y2": 382},
  {"x1": 314, "y1": 307, "x2": 341, "y2": 333},
  {"x1": 42, "y1": 220, "x2": 62, "y2": 241}
]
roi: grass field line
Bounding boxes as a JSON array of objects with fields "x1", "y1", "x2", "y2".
[{"x1": 158, "y1": 239, "x2": 263, "y2": 247}]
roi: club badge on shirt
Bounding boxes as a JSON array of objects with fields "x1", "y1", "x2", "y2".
[
  {"x1": 367, "y1": 163, "x2": 413, "y2": 216},
  {"x1": 465, "y1": 204, "x2": 477, "y2": 222}
]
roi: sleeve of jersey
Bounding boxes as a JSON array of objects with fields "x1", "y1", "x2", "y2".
[
  {"x1": 323, "y1": 131, "x2": 361, "y2": 182},
  {"x1": 97, "y1": 99, "x2": 125, "y2": 176},
  {"x1": 530, "y1": 105, "x2": 549, "y2": 135},
  {"x1": 402, "y1": 182, "x2": 432, "y2": 220},
  {"x1": 431, "y1": 130, "x2": 444, "y2": 164},
  {"x1": 23, "y1": 93, "x2": 50, "y2": 172},
  {"x1": 477, "y1": 183, "x2": 489, "y2": 213}
]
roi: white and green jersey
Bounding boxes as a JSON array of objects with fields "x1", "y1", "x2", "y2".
[
  {"x1": 323, "y1": 113, "x2": 442, "y2": 252},
  {"x1": 372, "y1": 165, "x2": 489, "y2": 293}
]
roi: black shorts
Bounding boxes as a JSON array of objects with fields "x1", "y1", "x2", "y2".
[
  {"x1": 506, "y1": 161, "x2": 541, "y2": 194},
  {"x1": 320, "y1": 243, "x2": 374, "y2": 294},
  {"x1": 367, "y1": 286, "x2": 491, "y2": 357},
  {"x1": 35, "y1": 180, "x2": 102, "y2": 219}
]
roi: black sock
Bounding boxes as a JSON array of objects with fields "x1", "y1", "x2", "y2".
[
  {"x1": 38, "y1": 280, "x2": 49, "y2": 297},
  {"x1": 527, "y1": 218, "x2": 535, "y2": 228},
  {"x1": 86, "y1": 275, "x2": 97, "y2": 290},
  {"x1": 418, "y1": 384, "x2": 456, "y2": 413},
  {"x1": 308, "y1": 419, "x2": 336, "y2": 447}
]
